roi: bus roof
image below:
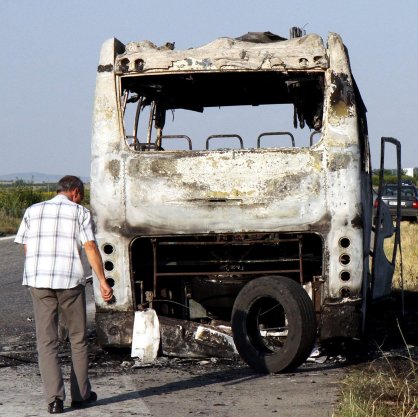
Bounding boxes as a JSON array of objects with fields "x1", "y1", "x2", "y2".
[{"x1": 113, "y1": 32, "x2": 329, "y2": 75}]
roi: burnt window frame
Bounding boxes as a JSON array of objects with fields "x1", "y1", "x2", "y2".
[{"x1": 118, "y1": 70, "x2": 325, "y2": 152}]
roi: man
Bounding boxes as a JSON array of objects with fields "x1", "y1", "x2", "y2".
[{"x1": 15, "y1": 175, "x2": 113, "y2": 414}]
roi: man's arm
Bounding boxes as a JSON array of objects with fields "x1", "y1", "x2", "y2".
[{"x1": 83, "y1": 240, "x2": 113, "y2": 302}]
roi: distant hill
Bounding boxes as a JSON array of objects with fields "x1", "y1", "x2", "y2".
[{"x1": 0, "y1": 172, "x2": 89, "y2": 183}]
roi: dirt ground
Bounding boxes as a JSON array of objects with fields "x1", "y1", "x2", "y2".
[
  {"x1": 0, "y1": 334, "x2": 344, "y2": 417},
  {"x1": 2, "y1": 237, "x2": 418, "y2": 417},
  {"x1": 2, "y1": 291, "x2": 417, "y2": 417},
  {"x1": 0, "y1": 236, "x2": 341, "y2": 417}
]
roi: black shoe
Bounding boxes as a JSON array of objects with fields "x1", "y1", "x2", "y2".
[
  {"x1": 48, "y1": 398, "x2": 63, "y2": 414},
  {"x1": 71, "y1": 391, "x2": 97, "y2": 408}
]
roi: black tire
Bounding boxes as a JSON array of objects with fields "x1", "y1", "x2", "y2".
[{"x1": 231, "y1": 276, "x2": 316, "y2": 373}]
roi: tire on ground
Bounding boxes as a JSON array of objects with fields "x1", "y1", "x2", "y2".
[{"x1": 231, "y1": 275, "x2": 316, "y2": 373}]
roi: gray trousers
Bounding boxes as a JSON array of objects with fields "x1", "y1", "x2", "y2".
[{"x1": 29, "y1": 285, "x2": 91, "y2": 404}]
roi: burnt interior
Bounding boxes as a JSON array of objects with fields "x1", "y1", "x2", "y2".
[
  {"x1": 121, "y1": 71, "x2": 325, "y2": 141},
  {"x1": 122, "y1": 72, "x2": 324, "y2": 110},
  {"x1": 130, "y1": 232, "x2": 323, "y2": 322}
]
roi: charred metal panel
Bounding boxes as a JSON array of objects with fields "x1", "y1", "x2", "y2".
[
  {"x1": 97, "y1": 64, "x2": 113, "y2": 72},
  {"x1": 91, "y1": 235, "x2": 134, "y2": 311},
  {"x1": 159, "y1": 317, "x2": 238, "y2": 359},
  {"x1": 320, "y1": 298, "x2": 362, "y2": 340},
  {"x1": 124, "y1": 149, "x2": 325, "y2": 235},
  {"x1": 91, "y1": 39, "x2": 137, "y2": 314},
  {"x1": 319, "y1": 33, "x2": 364, "y2": 300},
  {"x1": 96, "y1": 311, "x2": 134, "y2": 348},
  {"x1": 115, "y1": 34, "x2": 328, "y2": 75}
]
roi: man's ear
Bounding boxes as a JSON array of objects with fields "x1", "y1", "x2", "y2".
[
  {"x1": 69, "y1": 188, "x2": 79, "y2": 202},
  {"x1": 74, "y1": 187, "x2": 84, "y2": 202}
]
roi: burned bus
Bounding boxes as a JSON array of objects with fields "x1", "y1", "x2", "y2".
[{"x1": 90, "y1": 29, "x2": 399, "y2": 373}]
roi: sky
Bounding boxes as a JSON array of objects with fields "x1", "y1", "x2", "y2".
[{"x1": 1, "y1": 0, "x2": 418, "y2": 178}]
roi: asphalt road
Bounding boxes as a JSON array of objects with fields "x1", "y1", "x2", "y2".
[
  {"x1": 0, "y1": 236, "x2": 94, "y2": 343},
  {"x1": 0, "y1": 235, "x2": 33, "y2": 342},
  {"x1": 0, "y1": 237, "x2": 342, "y2": 417}
]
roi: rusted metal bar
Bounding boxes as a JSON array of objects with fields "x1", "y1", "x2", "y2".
[
  {"x1": 151, "y1": 238, "x2": 158, "y2": 297},
  {"x1": 157, "y1": 238, "x2": 301, "y2": 245},
  {"x1": 163, "y1": 258, "x2": 302, "y2": 264},
  {"x1": 310, "y1": 131, "x2": 321, "y2": 146},
  {"x1": 160, "y1": 135, "x2": 193, "y2": 150},
  {"x1": 146, "y1": 101, "x2": 155, "y2": 144},
  {"x1": 312, "y1": 276, "x2": 324, "y2": 319},
  {"x1": 155, "y1": 269, "x2": 302, "y2": 277},
  {"x1": 298, "y1": 234, "x2": 304, "y2": 284},
  {"x1": 257, "y1": 131, "x2": 295, "y2": 148},
  {"x1": 205, "y1": 134, "x2": 244, "y2": 149},
  {"x1": 133, "y1": 96, "x2": 143, "y2": 140}
]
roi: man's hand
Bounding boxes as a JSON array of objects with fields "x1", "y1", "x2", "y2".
[{"x1": 100, "y1": 280, "x2": 114, "y2": 302}]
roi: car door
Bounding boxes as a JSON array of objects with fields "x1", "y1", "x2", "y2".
[{"x1": 370, "y1": 137, "x2": 401, "y2": 300}]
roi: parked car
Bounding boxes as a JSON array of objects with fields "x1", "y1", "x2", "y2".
[{"x1": 377, "y1": 184, "x2": 418, "y2": 221}]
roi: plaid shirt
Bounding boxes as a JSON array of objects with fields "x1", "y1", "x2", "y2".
[{"x1": 14, "y1": 194, "x2": 95, "y2": 289}]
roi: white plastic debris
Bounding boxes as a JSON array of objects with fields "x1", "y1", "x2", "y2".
[
  {"x1": 131, "y1": 309, "x2": 160, "y2": 362},
  {"x1": 307, "y1": 346, "x2": 327, "y2": 364}
]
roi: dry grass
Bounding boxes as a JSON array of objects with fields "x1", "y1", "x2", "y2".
[
  {"x1": 0, "y1": 210, "x2": 21, "y2": 236},
  {"x1": 390, "y1": 222, "x2": 418, "y2": 290},
  {"x1": 335, "y1": 221, "x2": 418, "y2": 417},
  {"x1": 336, "y1": 354, "x2": 418, "y2": 417}
]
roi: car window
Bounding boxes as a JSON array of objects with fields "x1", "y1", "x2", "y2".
[
  {"x1": 402, "y1": 187, "x2": 416, "y2": 197},
  {"x1": 383, "y1": 186, "x2": 417, "y2": 197},
  {"x1": 383, "y1": 186, "x2": 397, "y2": 196}
]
